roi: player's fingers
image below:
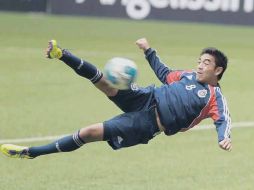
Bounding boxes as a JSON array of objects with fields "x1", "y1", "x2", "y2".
[
  {"x1": 219, "y1": 140, "x2": 227, "y2": 149},
  {"x1": 136, "y1": 41, "x2": 143, "y2": 47},
  {"x1": 135, "y1": 39, "x2": 142, "y2": 44},
  {"x1": 225, "y1": 142, "x2": 232, "y2": 151},
  {"x1": 219, "y1": 140, "x2": 226, "y2": 147},
  {"x1": 221, "y1": 143, "x2": 227, "y2": 150},
  {"x1": 136, "y1": 38, "x2": 146, "y2": 44},
  {"x1": 220, "y1": 138, "x2": 231, "y2": 145},
  {"x1": 135, "y1": 41, "x2": 142, "y2": 48},
  {"x1": 219, "y1": 140, "x2": 232, "y2": 151},
  {"x1": 224, "y1": 141, "x2": 231, "y2": 149},
  {"x1": 136, "y1": 38, "x2": 146, "y2": 42}
]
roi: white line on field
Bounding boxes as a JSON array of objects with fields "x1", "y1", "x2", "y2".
[
  {"x1": 192, "y1": 121, "x2": 254, "y2": 130},
  {"x1": 0, "y1": 135, "x2": 68, "y2": 144},
  {"x1": 0, "y1": 121, "x2": 254, "y2": 144}
]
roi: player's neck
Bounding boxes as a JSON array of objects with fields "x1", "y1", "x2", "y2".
[{"x1": 208, "y1": 79, "x2": 219, "y2": 86}]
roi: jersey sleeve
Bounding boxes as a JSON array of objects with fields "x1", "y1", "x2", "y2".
[
  {"x1": 145, "y1": 48, "x2": 187, "y2": 84},
  {"x1": 166, "y1": 70, "x2": 185, "y2": 84},
  {"x1": 208, "y1": 87, "x2": 232, "y2": 142},
  {"x1": 145, "y1": 48, "x2": 170, "y2": 84}
]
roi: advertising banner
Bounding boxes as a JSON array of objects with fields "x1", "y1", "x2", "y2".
[
  {"x1": 0, "y1": 0, "x2": 47, "y2": 12},
  {"x1": 50, "y1": 0, "x2": 254, "y2": 25}
]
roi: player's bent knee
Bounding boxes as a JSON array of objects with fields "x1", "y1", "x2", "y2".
[{"x1": 79, "y1": 124, "x2": 104, "y2": 142}]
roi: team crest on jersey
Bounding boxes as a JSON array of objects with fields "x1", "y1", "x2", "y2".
[{"x1": 198, "y1": 89, "x2": 207, "y2": 98}]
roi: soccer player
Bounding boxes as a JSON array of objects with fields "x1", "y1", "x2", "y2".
[{"x1": 0, "y1": 38, "x2": 232, "y2": 159}]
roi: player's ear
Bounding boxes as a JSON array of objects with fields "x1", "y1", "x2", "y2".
[{"x1": 215, "y1": 66, "x2": 223, "y2": 77}]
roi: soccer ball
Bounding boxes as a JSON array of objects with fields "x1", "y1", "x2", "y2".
[{"x1": 104, "y1": 57, "x2": 138, "y2": 90}]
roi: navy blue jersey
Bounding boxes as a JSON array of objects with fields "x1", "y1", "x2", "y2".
[{"x1": 145, "y1": 48, "x2": 231, "y2": 142}]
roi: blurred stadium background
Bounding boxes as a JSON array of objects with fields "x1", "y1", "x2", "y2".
[{"x1": 0, "y1": 0, "x2": 254, "y2": 190}]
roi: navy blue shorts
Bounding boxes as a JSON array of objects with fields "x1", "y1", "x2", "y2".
[
  {"x1": 103, "y1": 85, "x2": 160, "y2": 150},
  {"x1": 108, "y1": 84, "x2": 155, "y2": 112}
]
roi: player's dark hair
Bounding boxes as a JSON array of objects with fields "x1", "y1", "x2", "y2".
[{"x1": 201, "y1": 47, "x2": 228, "y2": 80}]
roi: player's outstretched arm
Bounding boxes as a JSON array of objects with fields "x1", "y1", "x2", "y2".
[
  {"x1": 136, "y1": 38, "x2": 170, "y2": 84},
  {"x1": 219, "y1": 138, "x2": 232, "y2": 151}
]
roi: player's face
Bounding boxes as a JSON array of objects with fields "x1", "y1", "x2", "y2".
[{"x1": 196, "y1": 53, "x2": 222, "y2": 85}]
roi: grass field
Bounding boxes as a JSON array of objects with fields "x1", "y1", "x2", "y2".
[{"x1": 0, "y1": 12, "x2": 254, "y2": 190}]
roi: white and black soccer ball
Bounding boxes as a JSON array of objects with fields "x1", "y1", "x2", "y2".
[{"x1": 104, "y1": 57, "x2": 138, "y2": 90}]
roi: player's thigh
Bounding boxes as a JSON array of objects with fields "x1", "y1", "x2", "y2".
[
  {"x1": 103, "y1": 108, "x2": 159, "y2": 150},
  {"x1": 108, "y1": 85, "x2": 154, "y2": 112}
]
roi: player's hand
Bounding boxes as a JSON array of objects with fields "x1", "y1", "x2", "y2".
[
  {"x1": 136, "y1": 38, "x2": 150, "y2": 51},
  {"x1": 219, "y1": 138, "x2": 232, "y2": 151}
]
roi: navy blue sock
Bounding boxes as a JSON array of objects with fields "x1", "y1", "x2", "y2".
[
  {"x1": 60, "y1": 50, "x2": 103, "y2": 83},
  {"x1": 28, "y1": 131, "x2": 85, "y2": 158}
]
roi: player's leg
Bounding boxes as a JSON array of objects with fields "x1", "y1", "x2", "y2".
[
  {"x1": 100, "y1": 108, "x2": 161, "y2": 150},
  {"x1": 108, "y1": 85, "x2": 155, "y2": 113},
  {"x1": 46, "y1": 40, "x2": 118, "y2": 97},
  {"x1": 0, "y1": 123, "x2": 105, "y2": 159},
  {"x1": 0, "y1": 108, "x2": 161, "y2": 159}
]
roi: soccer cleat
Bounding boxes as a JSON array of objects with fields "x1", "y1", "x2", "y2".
[
  {"x1": 46, "y1": 40, "x2": 63, "y2": 59},
  {"x1": 0, "y1": 144, "x2": 34, "y2": 159}
]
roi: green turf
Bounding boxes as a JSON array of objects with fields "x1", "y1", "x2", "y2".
[{"x1": 0, "y1": 12, "x2": 253, "y2": 190}]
